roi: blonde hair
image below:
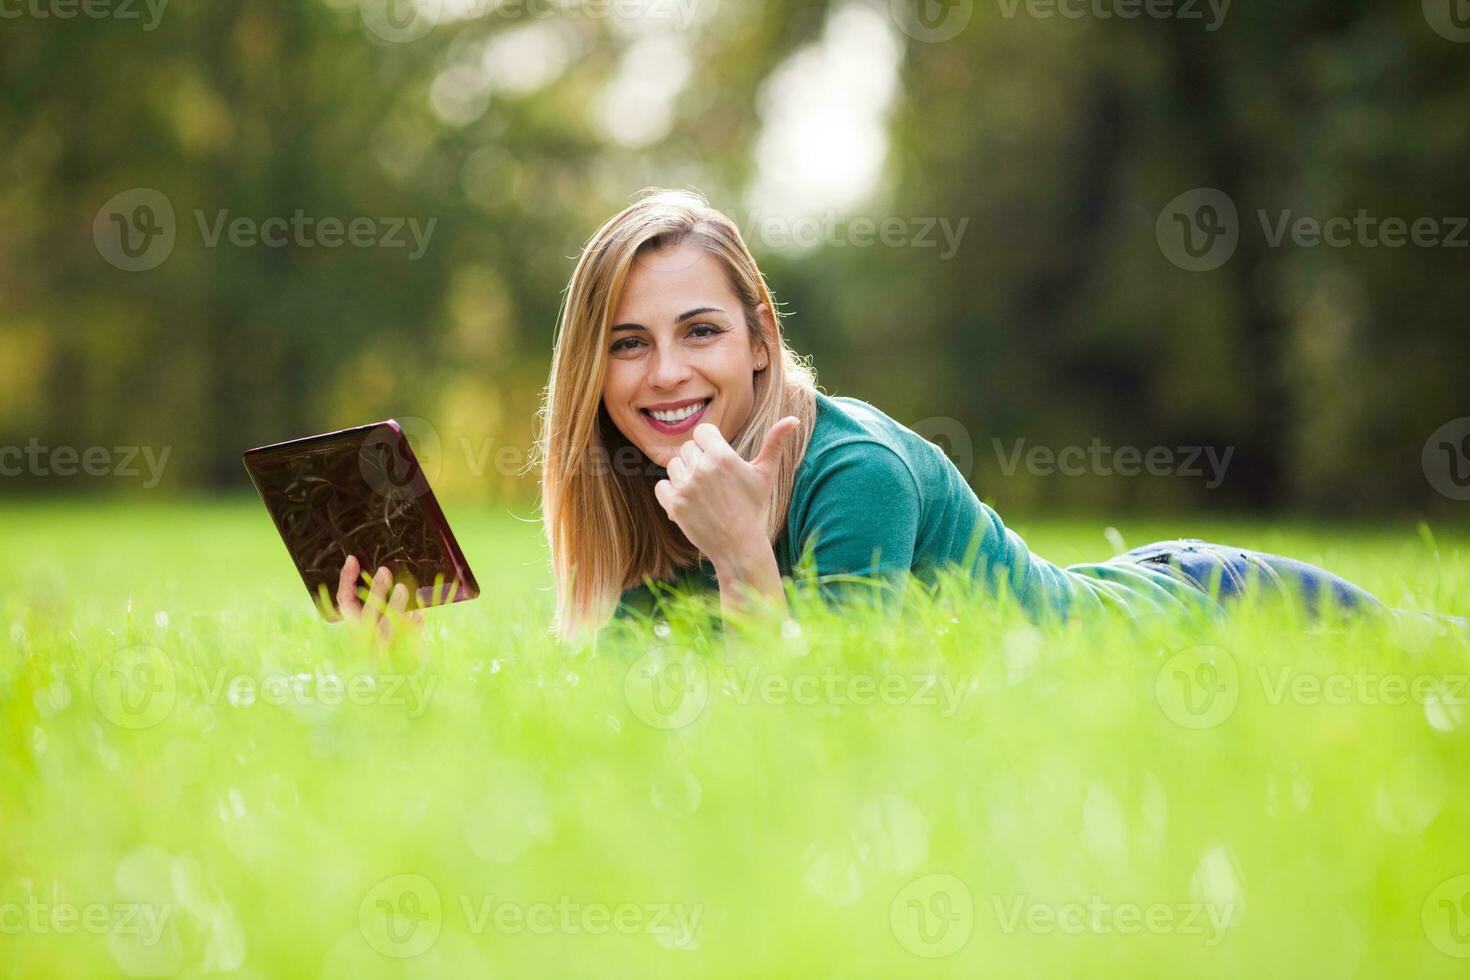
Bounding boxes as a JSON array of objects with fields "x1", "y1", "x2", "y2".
[{"x1": 534, "y1": 188, "x2": 818, "y2": 638}]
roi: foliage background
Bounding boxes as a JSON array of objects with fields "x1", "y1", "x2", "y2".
[{"x1": 2, "y1": 0, "x2": 1467, "y2": 516}]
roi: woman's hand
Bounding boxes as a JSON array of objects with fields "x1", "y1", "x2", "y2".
[
  {"x1": 654, "y1": 418, "x2": 798, "y2": 565},
  {"x1": 334, "y1": 554, "x2": 423, "y2": 643}
]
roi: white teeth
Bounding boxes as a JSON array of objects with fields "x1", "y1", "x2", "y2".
[{"x1": 648, "y1": 401, "x2": 706, "y2": 424}]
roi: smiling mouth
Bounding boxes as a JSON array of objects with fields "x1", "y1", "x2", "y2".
[{"x1": 640, "y1": 398, "x2": 712, "y2": 434}]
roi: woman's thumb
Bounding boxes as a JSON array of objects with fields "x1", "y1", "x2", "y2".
[{"x1": 753, "y1": 416, "x2": 800, "y2": 472}]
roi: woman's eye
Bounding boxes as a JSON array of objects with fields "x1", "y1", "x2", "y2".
[
  {"x1": 689, "y1": 324, "x2": 722, "y2": 339},
  {"x1": 610, "y1": 338, "x2": 645, "y2": 353}
]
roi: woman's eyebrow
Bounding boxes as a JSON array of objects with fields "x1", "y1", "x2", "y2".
[{"x1": 610, "y1": 306, "x2": 725, "y2": 333}]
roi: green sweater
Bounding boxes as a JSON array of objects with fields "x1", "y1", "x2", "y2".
[{"x1": 613, "y1": 391, "x2": 1221, "y2": 625}]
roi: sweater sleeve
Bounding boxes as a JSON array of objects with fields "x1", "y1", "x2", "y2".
[
  {"x1": 787, "y1": 443, "x2": 920, "y2": 607},
  {"x1": 965, "y1": 502, "x2": 1224, "y2": 627}
]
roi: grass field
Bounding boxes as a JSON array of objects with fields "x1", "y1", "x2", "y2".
[{"x1": 4, "y1": 499, "x2": 1470, "y2": 978}]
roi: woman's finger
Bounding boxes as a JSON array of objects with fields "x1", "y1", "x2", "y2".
[
  {"x1": 336, "y1": 555, "x2": 362, "y2": 619},
  {"x1": 654, "y1": 478, "x2": 677, "y2": 514},
  {"x1": 361, "y1": 565, "x2": 393, "y2": 630},
  {"x1": 679, "y1": 439, "x2": 702, "y2": 471},
  {"x1": 381, "y1": 583, "x2": 410, "y2": 640},
  {"x1": 667, "y1": 456, "x2": 688, "y2": 484},
  {"x1": 751, "y1": 416, "x2": 801, "y2": 477},
  {"x1": 691, "y1": 421, "x2": 737, "y2": 461}
]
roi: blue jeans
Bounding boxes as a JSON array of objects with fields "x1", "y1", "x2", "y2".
[{"x1": 1111, "y1": 538, "x2": 1387, "y2": 619}]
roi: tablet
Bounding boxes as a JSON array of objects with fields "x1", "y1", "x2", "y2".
[{"x1": 242, "y1": 420, "x2": 479, "y2": 617}]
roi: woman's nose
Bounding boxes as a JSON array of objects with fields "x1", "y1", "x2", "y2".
[{"x1": 648, "y1": 345, "x2": 693, "y2": 388}]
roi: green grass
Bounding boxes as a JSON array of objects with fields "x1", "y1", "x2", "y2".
[{"x1": 3, "y1": 499, "x2": 1470, "y2": 978}]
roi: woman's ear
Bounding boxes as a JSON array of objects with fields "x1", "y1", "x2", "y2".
[{"x1": 752, "y1": 302, "x2": 776, "y2": 371}]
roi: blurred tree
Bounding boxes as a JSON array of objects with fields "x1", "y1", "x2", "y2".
[{"x1": 0, "y1": 0, "x2": 1465, "y2": 517}]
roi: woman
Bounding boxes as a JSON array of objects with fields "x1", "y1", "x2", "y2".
[{"x1": 339, "y1": 189, "x2": 1405, "y2": 641}]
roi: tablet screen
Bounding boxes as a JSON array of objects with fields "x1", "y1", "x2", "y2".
[{"x1": 243, "y1": 421, "x2": 479, "y2": 616}]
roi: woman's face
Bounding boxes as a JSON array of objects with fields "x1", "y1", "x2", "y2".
[{"x1": 602, "y1": 242, "x2": 767, "y2": 468}]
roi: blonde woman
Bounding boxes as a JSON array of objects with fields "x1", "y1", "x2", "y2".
[{"x1": 340, "y1": 189, "x2": 1417, "y2": 641}]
